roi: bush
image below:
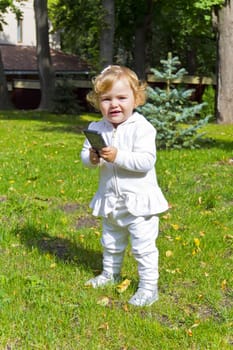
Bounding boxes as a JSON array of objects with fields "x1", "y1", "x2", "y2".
[
  {"x1": 52, "y1": 80, "x2": 83, "y2": 115},
  {"x1": 200, "y1": 85, "x2": 215, "y2": 122},
  {"x1": 138, "y1": 53, "x2": 211, "y2": 149}
]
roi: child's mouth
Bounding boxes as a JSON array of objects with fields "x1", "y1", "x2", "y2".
[{"x1": 110, "y1": 110, "x2": 121, "y2": 116}]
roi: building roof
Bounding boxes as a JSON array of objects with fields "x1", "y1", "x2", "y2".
[{"x1": 0, "y1": 44, "x2": 91, "y2": 75}]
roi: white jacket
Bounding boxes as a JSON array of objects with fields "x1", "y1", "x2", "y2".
[{"x1": 81, "y1": 112, "x2": 168, "y2": 217}]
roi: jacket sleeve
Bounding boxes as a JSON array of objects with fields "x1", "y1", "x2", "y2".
[
  {"x1": 80, "y1": 122, "x2": 97, "y2": 168},
  {"x1": 80, "y1": 122, "x2": 104, "y2": 168},
  {"x1": 114, "y1": 124, "x2": 157, "y2": 172}
]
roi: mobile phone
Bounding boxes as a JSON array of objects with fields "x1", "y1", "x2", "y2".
[{"x1": 83, "y1": 129, "x2": 107, "y2": 154}]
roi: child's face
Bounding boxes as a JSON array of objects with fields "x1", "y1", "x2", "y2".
[{"x1": 99, "y1": 78, "x2": 136, "y2": 126}]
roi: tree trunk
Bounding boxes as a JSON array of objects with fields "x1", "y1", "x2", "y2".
[
  {"x1": 34, "y1": 0, "x2": 55, "y2": 111},
  {"x1": 100, "y1": 0, "x2": 115, "y2": 69},
  {"x1": 0, "y1": 49, "x2": 13, "y2": 110},
  {"x1": 133, "y1": 0, "x2": 153, "y2": 80},
  {"x1": 216, "y1": 0, "x2": 233, "y2": 124},
  {"x1": 134, "y1": 26, "x2": 146, "y2": 79}
]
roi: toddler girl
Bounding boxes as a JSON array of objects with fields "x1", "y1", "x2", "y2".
[{"x1": 81, "y1": 65, "x2": 168, "y2": 306}]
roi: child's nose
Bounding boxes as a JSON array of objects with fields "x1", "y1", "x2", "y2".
[{"x1": 110, "y1": 98, "x2": 118, "y2": 107}]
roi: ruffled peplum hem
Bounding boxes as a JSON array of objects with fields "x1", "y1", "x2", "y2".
[{"x1": 90, "y1": 190, "x2": 169, "y2": 217}]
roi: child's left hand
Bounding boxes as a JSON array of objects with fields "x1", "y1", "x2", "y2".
[{"x1": 100, "y1": 146, "x2": 117, "y2": 163}]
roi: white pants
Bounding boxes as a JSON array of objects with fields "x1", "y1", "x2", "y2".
[{"x1": 101, "y1": 200, "x2": 159, "y2": 291}]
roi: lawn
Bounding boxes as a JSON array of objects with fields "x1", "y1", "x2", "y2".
[{"x1": 0, "y1": 110, "x2": 232, "y2": 350}]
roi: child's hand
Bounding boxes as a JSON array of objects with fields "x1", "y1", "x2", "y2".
[
  {"x1": 89, "y1": 148, "x2": 100, "y2": 164},
  {"x1": 100, "y1": 146, "x2": 117, "y2": 163}
]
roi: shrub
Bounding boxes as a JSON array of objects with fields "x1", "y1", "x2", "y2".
[
  {"x1": 52, "y1": 80, "x2": 83, "y2": 115},
  {"x1": 200, "y1": 85, "x2": 215, "y2": 122},
  {"x1": 138, "y1": 53, "x2": 211, "y2": 149}
]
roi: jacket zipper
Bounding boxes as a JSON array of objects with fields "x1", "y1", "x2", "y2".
[{"x1": 112, "y1": 129, "x2": 120, "y2": 196}]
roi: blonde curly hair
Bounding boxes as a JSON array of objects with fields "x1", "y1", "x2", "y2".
[{"x1": 87, "y1": 65, "x2": 147, "y2": 110}]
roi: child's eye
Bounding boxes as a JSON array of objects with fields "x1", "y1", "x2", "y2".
[{"x1": 101, "y1": 97, "x2": 110, "y2": 101}]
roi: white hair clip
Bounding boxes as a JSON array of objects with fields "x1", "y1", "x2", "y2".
[
  {"x1": 100, "y1": 65, "x2": 112, "y2": 74},
  {"x1": 100, "y1": 65, "x2": 121, "y2": 75}
]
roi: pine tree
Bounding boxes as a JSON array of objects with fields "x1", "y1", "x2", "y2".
[{"x1": 139, "y1": 53, "x2": 211, "y2": 149}]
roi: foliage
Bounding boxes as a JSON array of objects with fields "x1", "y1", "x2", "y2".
[
  {"x1": 48, "y1": 0, "x2": 101, "y2": 69},
  {"x1": 0, "y1": 0, "x2": 23, "y2": 29},
  {"x1": 47, "y1": 0, "x2": 217, "y2": 76},
  {"x1": 0, "y1": 111, "x2": 232, "y2": 349},
  {"x1": 139, "y1": 54, "x2": 211, "y2": 149},
  {"x1": 150, "y1": 0, "x2": 217, "y2": 75},
  {"x1": 194, "y1": 0, "x2": 224, "y2": 10},
  {"x1": 52, "y1": 80, "x2": 83, "y2": 115},
  {"x1": 200, "y1": 85, "x2": 216, "y2": 122}
]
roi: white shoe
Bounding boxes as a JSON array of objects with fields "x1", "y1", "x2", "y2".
[
  {"x1": 128, "y1": 288, "x2": 158, "y2": 306},
  {"x1": 85, "y1": 271, "x2": 120, "y2": 288}
]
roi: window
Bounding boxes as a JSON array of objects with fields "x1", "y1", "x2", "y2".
[{"x1": 17, "y1": 18, "x2": 23, "y2": 43}]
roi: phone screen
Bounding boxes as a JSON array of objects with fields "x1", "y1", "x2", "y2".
[{"x1": 83, "y1": 129, "x2": 107, "y2": 151}]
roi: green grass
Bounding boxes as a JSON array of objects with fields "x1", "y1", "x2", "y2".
[{"x1": 0, "y1": 110, "x2": 232, "y2": 349}]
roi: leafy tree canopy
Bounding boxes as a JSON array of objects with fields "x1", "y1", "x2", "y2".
[
  {"x1": 48, "y1": 0, "x2": 101, "y2": 67},
  {"x1": 0, "y1": 0, "x2": 23, "y2": 29},
  {"x1": 194, "y1": 0, "x2": 224, "y2": 10}
]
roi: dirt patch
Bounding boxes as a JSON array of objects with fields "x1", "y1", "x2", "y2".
[
  {"x1": 38, "y1": 236, "x2": 73, "y2": 260},
  {"x1": 75, "y1": 216, "x2": 99, "y2": 229},
  {"x1": 58, "y1": 202, "x2": 84, "y2": 213},
  {"x1": 0, "y1": 195, "x2": 7, "y2": 202}
]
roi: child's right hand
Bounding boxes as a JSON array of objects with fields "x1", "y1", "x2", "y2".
[
  {"x1": 89, "y1": 148, "x2": 100, "y2": 164},
  {"x1": 100, "y1": 146, "x2": 117, "y2": 163}
]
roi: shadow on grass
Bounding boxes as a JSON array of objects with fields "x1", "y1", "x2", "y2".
[
  {"x1": 0, "y1": 109, "x2": 99, "y2": 125},
  {"x1": 38, "y1": 124, "x2": 86, "y2": 135},
  {"x1": 14, "y1": 224, "x2": 102, "y2": 273},
  {"x1": 0, "y1": 110, "x2": 101, "y2": 136},
  {"x1": 0, "y1": 110, "x2": 79, "y2": 123},
  {"x1": 197, "y1": 137, "x2": 233, "y2": 152}
]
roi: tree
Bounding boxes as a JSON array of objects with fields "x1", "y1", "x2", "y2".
[
  {"x1": 133, "y1": 0, "x2": 153, "y2": 79},
  {"x1": 48, "y1": 0, "x2": 233, "y2": 125},
  {"x1": 48, "y1": 0, "x2": 101, "y2": 69},
  {"x1": 100, "y1": 0, "x2": 115, "y2": 68},
  {"x1": 115, "y1": 0, "x2": 154, "y2": 78},
  {"x1": 194, "y1": 0, "x2": 232, "y2": 123},
  {"x1": 34, "y1": 0, "x2": 55, "y2": 111},
  {"x1": 214, "y1": 1, "x2": 233, "y2": 124},
  {"x1": 138, "y1": 54, "x2": 210, "y2": 149}
]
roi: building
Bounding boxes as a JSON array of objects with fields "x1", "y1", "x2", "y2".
[{"x1": 0, "y1": 0, "x2": 91, "y2": 109}]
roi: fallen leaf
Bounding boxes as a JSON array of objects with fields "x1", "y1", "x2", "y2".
[
  {"x1": 165, "y1": 268, "x2": 181, "y2": 274},
  {"x1": 122, "y1": 304, "x2": 129, "y2": 312},
  {"x1": 98, "y1": 322, "x2": 109, "y2": 331},
  {"x1": 162, "y1": 213, "x2": 171, "y2": 219},
  {"x1": 97, "y1": 296, "x2": 111, "y2": 306},
  {"x1": 224, "y1": 234, "x2": 233, "y2": 240},
  {"x1": 194, "y1": 238, "x2": 200, "y2": 247},
  {"x1": 191, "y1": 320, "x2": 200, "y2": 328},
  {"x1": 165, "y1": 235, "x2": 173, "y2": 241},
  {"x1": 171, "y1": 224, "x2": 179, "y2": 230},
  {"x1": 116, "y1": 279, "x2": 131, "y2": 293},
  {"x1": 221, "y1": 279, "x2": 227, "y2": 291},
  {"x1": 165, "y1": 250, "x2": 173, "y2": 257}
]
